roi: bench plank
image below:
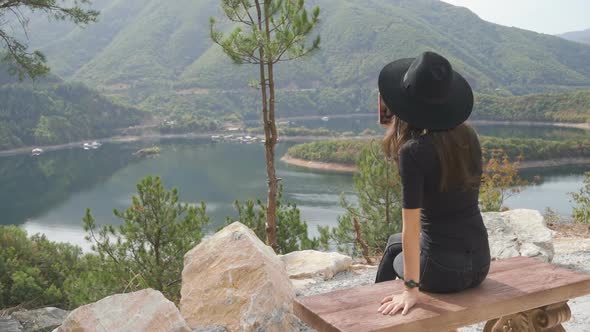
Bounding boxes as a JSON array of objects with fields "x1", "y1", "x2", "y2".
[{"x1": 294, "y1": 257, "x2": 590, "y2": 332}]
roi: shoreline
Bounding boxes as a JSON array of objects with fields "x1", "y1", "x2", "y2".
[
  {"x1": 281, "y1": 155, "x2": 590, "y2": 174},
  {"x1": 280, "y1": 155, "x2": 359, "y2": 174},
  {"x1": 0, "y1": 132, "x2": 378, "y2": 158},
  {"x1": 468, "y1": 120, "x2": 590, "y2": 130},
  {"x1": 254, "y1": 114, "x2": 590, "y2": 131},
  {"x1": 0, "y1": 133, "x2": 218, "y2": 158},
  {"x1": 1, "y1": 118, "x2": 589, "y2": 158}
]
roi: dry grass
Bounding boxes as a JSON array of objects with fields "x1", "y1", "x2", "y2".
[{"x1": 548, "y1": 222, "x2": 590, "y2": 239}]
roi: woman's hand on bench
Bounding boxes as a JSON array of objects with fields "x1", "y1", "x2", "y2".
[{"x1": 378, "y1": 288, "x2": 422, "y2": 316}]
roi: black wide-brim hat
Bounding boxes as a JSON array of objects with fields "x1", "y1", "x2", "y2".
[{"x1": 378, "y1": 51, "x2": 474, "y2": 130}]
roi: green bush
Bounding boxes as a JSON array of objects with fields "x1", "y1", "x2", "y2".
[
  {"x1": 0, "y1": 226, "x2": 88, "y2": 309},
  {"x1": 318, "y1": 142, "x2": 403, "y2": 258},
  {"x1": 83, "y1": 175, "x2": 210, "y2": 302},
  {"x1": 226, "y1": 185, "x2": 322, "y2": 254},
  {"x1": 570, "y1": 171, "x2": 590, "y2": 224}
]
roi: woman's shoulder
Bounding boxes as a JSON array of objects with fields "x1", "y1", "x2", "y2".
[{"x1": 400, "y1": 134, "x2": 433, "y2": 156}]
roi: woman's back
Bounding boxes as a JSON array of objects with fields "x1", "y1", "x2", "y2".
[{"x1": 399, "y1": 133, "x2": 489, "y2": 253}]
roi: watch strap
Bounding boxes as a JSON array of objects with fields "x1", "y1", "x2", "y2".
[{"x1": 403, "y1": 279, "x2": 421, "y2": 288}]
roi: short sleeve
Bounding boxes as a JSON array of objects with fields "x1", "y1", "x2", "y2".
[{"x1": 398, "y1": 142, "x2": 424, "y2": 209}]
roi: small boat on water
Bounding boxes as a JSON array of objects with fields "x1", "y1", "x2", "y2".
[
  {"x1": 31, "y1": 148, "x2": 43, "y2": 156},
  {"x1": 82, "y1": 141, "x2": 102, "y2": 150},
  {"x1": 321, "y1": 116, "x2": 330, "y2": 122}
]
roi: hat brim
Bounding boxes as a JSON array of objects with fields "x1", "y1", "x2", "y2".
[{"x1": 378, "y1": 58, "x2": 474, "y2": 130}]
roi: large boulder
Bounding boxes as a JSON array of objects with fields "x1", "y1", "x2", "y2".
[
  {"x1": 280, "y1": 250, "x2": 352, "y2": 280},
  {"x1": 10, "y1": 307, "x2": 68, "y2": 332},
  {"x1": 180, "y1": 222, "x2": 296, "y2": 332},
  {"x1": 55, "y1": 289, "x2": 190, "y2": 332},
  {"x1": 483, "y1": 209, "x2": 555, "y2": 262}
]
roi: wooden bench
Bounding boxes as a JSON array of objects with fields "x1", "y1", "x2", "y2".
[{"x1": 294, "y1": 256, "x2": 590, "y2": 332}]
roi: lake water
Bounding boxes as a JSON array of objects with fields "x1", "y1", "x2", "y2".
[{"x1": 0, "y1": 122, "x2": 588, "y2": 250}]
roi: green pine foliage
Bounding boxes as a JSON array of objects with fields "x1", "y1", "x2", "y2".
[
  {"x1": 0, "y1": 175, "x2": 211, "y2": 310},
  {"x1": 0, "y1": 0, "x2": 98, "y2": 79},
  {"x1": 570, "y1": 171, "x2": 590, "y2": 224},
  {"x1": 83, "y1": 176, "x2": 210, "y2": 302},
  {"x1": 225, "y1": 185, "x2": 321, "y2": 255},
  {"x1": 318, "y1": 142, "x2": 402, "y2": 257},
  {"x1": 0, "y1": 226, "x2": 90, "y2": 309}
]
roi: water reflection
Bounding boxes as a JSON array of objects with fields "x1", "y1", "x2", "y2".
[{"x1": 0, "y1": 125, "x2": 588, "y2": 247}]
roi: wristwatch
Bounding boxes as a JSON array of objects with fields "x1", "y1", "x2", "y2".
[{"x1": 404, "y1": 279, "x2": 420, "y2": 289}]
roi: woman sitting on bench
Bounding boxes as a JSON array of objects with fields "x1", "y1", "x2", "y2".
[{"x1": 375, "y1": 51, "x2": 491, "y2": 317}]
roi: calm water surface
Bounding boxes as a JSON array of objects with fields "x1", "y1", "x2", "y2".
[{"x1": 1, "y1": 123, "x2": 588, "y2": 250}]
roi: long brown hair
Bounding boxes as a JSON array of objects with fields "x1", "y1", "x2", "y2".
[{"x1": 382, "y1": 115, "x2": 482, "y2": 192}]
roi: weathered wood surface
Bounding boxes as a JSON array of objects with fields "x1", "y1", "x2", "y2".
[{"x1": 294, "y1": 256, "x2": 590, "y2": 332}]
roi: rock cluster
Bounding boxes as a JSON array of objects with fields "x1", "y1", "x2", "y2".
[{"x1": 483, "y1": 209, "x2": 555, "y2": 262}]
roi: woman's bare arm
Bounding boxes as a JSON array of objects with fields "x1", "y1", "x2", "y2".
[
  {"x1": 402, "y1": 208, "x2": 422, "y2": 287},
  {"x1": 379, "y1": 208, "x2": 423, "y2": 315}
]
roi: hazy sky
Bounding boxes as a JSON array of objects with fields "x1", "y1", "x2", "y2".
[{"x1": 441, "y1": 0, "x2": 589, "y2": 35}]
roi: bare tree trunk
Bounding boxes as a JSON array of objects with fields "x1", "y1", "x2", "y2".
[
  {"x1": 353, "y1": 216, "x2": 372, "y2": 265},
  {"x1": 254, "y1": 0, "x2": 278, "y2": 252},
  {"x1": 265, "y1": 3, "x2": 279, "y2": 253}
]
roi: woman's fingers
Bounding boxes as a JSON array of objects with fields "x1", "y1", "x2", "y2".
[
  {"x1": 402, "y1": 303, "x2": 411, "y2": 315},
  {"x1": 380, "y1": 295, "x2": 393, "y2": 304},
  {"x1": 389, "y1": 303, "x2": 404, "y2": 316},
  {"x1": 379, "y1": 302, "x2": 395, "y2": 315}
]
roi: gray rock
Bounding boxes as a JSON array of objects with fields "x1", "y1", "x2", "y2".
[
  {"x1": 279, "y1": 250, "x2": 353, "y2": 280},
  {"x1": 483, "y1": 209, "x2": 554, "y2": 262},
  {"x1": 9, "y1": 307, "x2": 68, "y2": 332},
  {"x1": 0, "y1": 317, "x2": 24, "y2": 332},
  {"x1": 192, "y1": 326, "x2": 229, "y2": 332}
]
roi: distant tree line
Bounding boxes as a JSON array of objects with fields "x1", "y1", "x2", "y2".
[
  {"x1": 0, "y1": 83, "x2": 143, "y2": 149},
  {"x1": 286, "y1": 137, "x2": 590, "y2": 165}
]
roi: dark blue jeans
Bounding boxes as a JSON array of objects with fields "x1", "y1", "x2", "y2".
[{"x1": 375, "y1": 233, "x2": 491, "y2": 293}]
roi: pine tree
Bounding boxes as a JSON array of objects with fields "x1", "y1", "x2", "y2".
[
  {"x1": 210, "y1": 0, "x2": 320, "y2": 252},
  {"x1": 0, "y1": 0, "x2": 98, "y2": 79},
  {"x1": 83, "y1": 176, "x2": 209, "y2": 301},
  {"x1": 320, "y1": 142, "x2": 403, "y2": 259}
]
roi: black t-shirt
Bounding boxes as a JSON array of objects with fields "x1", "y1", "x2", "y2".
[{"x1": 398, "y1": 133, "x2": 489, "y2": 253}]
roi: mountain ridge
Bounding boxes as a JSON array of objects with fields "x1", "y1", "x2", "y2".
[
  {"x1": 13, "y1": 0, "x2": 590, "y2": 98},
  {"x1": 559, "y1": 28, "x2": 590, "y2": 45}
]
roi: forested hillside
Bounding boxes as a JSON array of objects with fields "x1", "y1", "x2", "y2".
[
  {"x1": 286, "y1": 137, "x2": 590, "y2": 165},
  {"x1": 473, "y1": 91, "x2": 590, "y2": 123},
  {"x1": 18, "y1": 0, "x2": 590, "y2": 102},
  {"x1": 0, "y1": 73, "x2": 144, "y2": 149},
  {"x1": 4, "y1": 0, "x2": 590, "y2": 143}
]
